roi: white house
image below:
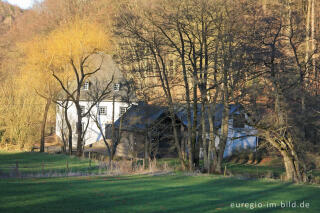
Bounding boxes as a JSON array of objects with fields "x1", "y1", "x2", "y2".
[
  {"x1": 55, "y1": 54, "x2": 257, "y2": 157},
  {"x1": 56, "y1": 101, "x2": 130, "y2": 147},
  {"x1": 215, "y1": 104, "x2": 258, "y2": 158},
  {"x1": 55, "y1": 54, "x2": 134, "y2": 147},
  {"x1": 112, "y1": 103, "x2": 258, "y2": 159},
  {"x1": 176, "y1": 104, "x2": 258, "y2": 158}
]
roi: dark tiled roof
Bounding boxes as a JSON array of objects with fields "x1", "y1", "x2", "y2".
[
  {"x1": 114, "y1": 103, "x2": 168, "y2": 131},
  {"x1": 175, "y1": 104, "x2": 242, "y2": 129},
  {"x1": 115, "y1": 102, "x2": 243, "y2": 131}
]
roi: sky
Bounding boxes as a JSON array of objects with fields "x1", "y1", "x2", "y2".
[{"x1": 3, "y1": 0, "x2": 43, "y2": 9}]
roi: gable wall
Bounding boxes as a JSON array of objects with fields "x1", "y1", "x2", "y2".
[{"x1": 56, "y1": 100, "x2": 129, "y2": 147}]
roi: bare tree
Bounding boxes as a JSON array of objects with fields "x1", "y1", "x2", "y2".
[
  {"x1": 88, "y1": 77, "x2": 134, "y2": 164},
  {"x1": 245, "y1": 1, "x2": 320, "y2": 182}
]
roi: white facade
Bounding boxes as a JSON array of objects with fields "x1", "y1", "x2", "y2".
[
  {"x1": 200, "y1": 113, "x2": 258, "y2": 158},
  {"x1": 56, "y1": 100, "x2": 129, "y2": 147},
  {"x1": 219, "y1": 120, "x2": 258, "y2": 158}
]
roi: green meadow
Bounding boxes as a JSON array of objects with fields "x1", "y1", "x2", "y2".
[
  {"x1": 0, "y1": 152, "x2": 319, "y2": 213},
  {"x1": 1, "y1": 174, "x2": 320, "y2": 213}
]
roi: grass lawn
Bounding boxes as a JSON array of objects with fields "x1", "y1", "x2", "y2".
[
  {"x1": 1, "y1": 152, "x2": 318, "y2": 179},
  {"x1": 159, "y1": 158, "x2": 287, "y2": 178},
  {"x1": 1, "y1": 152, "x2": 320, "y2": 213},
  {"x1": 224, "y1": 162, "x2": 285, "y2": 178},
  {"x1": 0, "y1": 152, "x2": 99, "y2": 176},
  {"x1": 224, "y1": 163, "x2": 320, "y2": 179},
  {"x1": 0, "y1": 174, "x2": 320, "y2": 213}
]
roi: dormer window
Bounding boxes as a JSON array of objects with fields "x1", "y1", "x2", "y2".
[
  {"x1": 83, "y1": 81, "x2": 90, "y2": 90},
  {"x1": 114, "y1": 83, "x2": 120, "y2": 91}
]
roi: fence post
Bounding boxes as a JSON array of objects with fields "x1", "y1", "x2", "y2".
[
  {"x1": 224, "y1": 165, "x2": 227, "y2": 176},
  {"x1": 42, "y1": 161, "x2": 44, "y2": 175},
  {"x1": 66, "y1": 160, "x2": 69, "y2": 176},
  {"x1": 143, "y1": 159, "x2": 145, "y2": 170},
  {"x1": 89, "y1": 152, "x2": 91, "y2": 168},
  {"x1": 15, "y1": 161, "x2": 20, "y2": 178}
]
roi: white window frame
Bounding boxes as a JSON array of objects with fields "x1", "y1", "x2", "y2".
[
  {"x1": 120, "y1": 106, "x2": 127, "y2": 116},
  {"x1": 82, "y1": 81, "x2": 90, "y2": 90},
  {"x1": 80, "y1": 105, "x2": 85, "y2": 115},
  {"x1": 114, "y1": 83, "x2": 120, "y2": 91},
  {"x1": 98, "y1": 106, "x2": 107, "y2": 115}
]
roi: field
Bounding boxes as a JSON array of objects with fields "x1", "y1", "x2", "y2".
[
  {"x1": 0, "y1": 152, "x2": 100, "y2": 177},
  {"x1": 0, "y1": 152, "x2": 320, "y2": 213}
]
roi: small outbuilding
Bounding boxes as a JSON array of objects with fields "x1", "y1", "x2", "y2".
[
  {"x1": 176, "y1": 104, "x2": 258, "y2": 158},
  {"x1": 114, "y1": 102, "x2": 186, "y2": 159}
]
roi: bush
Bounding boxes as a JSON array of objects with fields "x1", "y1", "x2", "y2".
[{"x1": 312, "y1": 176, "x2": 320, "y2": 184}]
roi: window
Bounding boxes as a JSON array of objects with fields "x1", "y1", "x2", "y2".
[
  {"x1": 98, "y1": 106, "x2": 107, "y2": 115},
  {"x1": 120, "y1": 107, "x2": 127, "y2": 116},
  {"x1": 82, "y1": 81, "x2": 90, "y2": 90},
  {"x1": 105, "y1": 124, "x2": 112, "y2": 139},
  {"x1": 80, "y1": 105, "x2": 85, "y2": 115},
  {"x1": 233, "y1": 113, "x2": 245, "y2": 128},
  {"x1": 114, "y1": 83, "x2": 120, "y2": 91},
  {"x1": 76, "y1": 122, "x2": 85, "y2": 133}
]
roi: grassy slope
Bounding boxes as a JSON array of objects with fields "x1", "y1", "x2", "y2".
[{"x1": 0, "y1": 175, "x2": 319, "y2": 213}]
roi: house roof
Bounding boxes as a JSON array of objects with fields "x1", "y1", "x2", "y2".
[
  {"x1": 115, "y1": 102, "x2": 244, "y2": 132},
  {"x1": 114, "y1": 102, "x2": 168, "y2": 131},
  {"x1": 57, "y1": 53, "x2": 136, "y2": 102},
  {"x1": 175, "y1": 104, "x2": 243, "y2": 130}
]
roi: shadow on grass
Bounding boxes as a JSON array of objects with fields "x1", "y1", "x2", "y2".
[
  {"x1": 1, "y1": 175, "x2": 319, "y2": 213},
  {"x1": 0, "y1": 152, "x2": 99, "y2": 177}
]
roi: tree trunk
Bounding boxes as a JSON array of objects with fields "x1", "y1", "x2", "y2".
[
  {"x1": 214, "y1": 66, "x2": 230, "y2": 173},
  {"x1": 215, "y1": 102, "x2": 230, "y2": 173},
  {"x1": 111, "y1": 95, "x2": 117, "y2": 160},
  {"x1": 150, "y1": 46, "x2": 187, "y2": 170},
  {"x1": 207, "y1": 104, "x2": 218, "y2": 173},
  {"x1": 201, "y1": 102, "x2": 208, "y2": 170},
  {"x1": 207, "y1": 135, "x2": 215, "y2": 173},
  {"x1": 76, "y1": 105, "x2": 83, "y2": 156},
  {"x1": 144, "y1": 132, "x2": 149, "y2": 169},
  {"x1": 61, "y1": 131, "x2": 67, "y2": 153},
  {"x1": 280, "y1": 150, "x2": 302, "y2": 182},
  {"x1": 265, "y1": 131, "x2": 303, "y2": 183},
  {"x1": 63, "y1": 102, "x2": 73, "y2": 155},
  {"x1": 192, "y1": 79, "x2": 199, "y2": 168},
  {"x1": 40, "y1": 98, "x2": 51, "y2": 152},
  {"x1": 178, "y1": 29, "x2": 194, "y2": 171},
  {"x1": 66, "y1": 122, "x2": 73, "y2": 155},
  {"x1": 168, "y1": 106, "x2": 187, "y2": 170},
  {"x1": 311, "y1": 0, "x2": 316, "y2": 93}
]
